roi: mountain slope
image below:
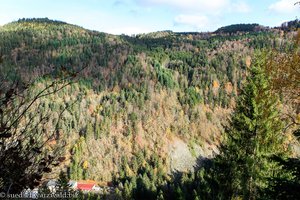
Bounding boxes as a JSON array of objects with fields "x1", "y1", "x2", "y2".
[{"x1": 0, "y1": 18, "x2": 294, "y2": 182}]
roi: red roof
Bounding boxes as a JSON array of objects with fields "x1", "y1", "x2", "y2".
[{"x1": 76, "y1": 183, "x2": 95, "y2": 191}]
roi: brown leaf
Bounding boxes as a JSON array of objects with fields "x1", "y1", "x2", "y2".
[{"x1": 57, "y1": 156, "x2": 66, "y2": 162}]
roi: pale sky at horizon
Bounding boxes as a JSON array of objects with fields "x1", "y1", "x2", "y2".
[{"x1": 0, "y1": 0, "x2": 299, "y2": 35}]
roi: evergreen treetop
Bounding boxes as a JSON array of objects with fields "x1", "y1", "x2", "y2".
[{"x1": 216, "y1": 52, "x2": 291, "y2": 200}]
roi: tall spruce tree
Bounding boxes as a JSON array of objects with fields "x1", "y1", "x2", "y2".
[{"x1": 215, "y1": 53, "x2": 290, "y2": 200}]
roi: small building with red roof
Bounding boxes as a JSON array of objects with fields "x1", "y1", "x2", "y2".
[
  {"x1": 69, "y1": 180, "x2": 99, "y2": 192},
  {"x1": 77, "y1": 182, "x2": 95, "y2": 191}
]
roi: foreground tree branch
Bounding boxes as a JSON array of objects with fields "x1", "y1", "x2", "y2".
[{"x1": 0, "y1": 62, "x2": 87, "y2": 194}]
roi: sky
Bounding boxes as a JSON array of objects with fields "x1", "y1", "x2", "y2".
[{"x1": 0, "y1": 0, "x2": 299, "y2": 35}]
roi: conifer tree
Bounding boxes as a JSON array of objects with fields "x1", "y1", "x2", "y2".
[
  {"x1": 215, "y1": 53, "x2": 290, "y2": 200},
  {"x1": 157, "y1": 190, "x2": 165, "y2": 200}
]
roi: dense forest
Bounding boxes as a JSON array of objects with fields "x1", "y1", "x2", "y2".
[{"x1": 0, "y1": 18, "x2": 299, "y2": 199}]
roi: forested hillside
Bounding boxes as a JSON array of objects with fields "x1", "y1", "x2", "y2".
[{"x1": 0, "y1": 18, "x2": 299, "y2": 199}]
